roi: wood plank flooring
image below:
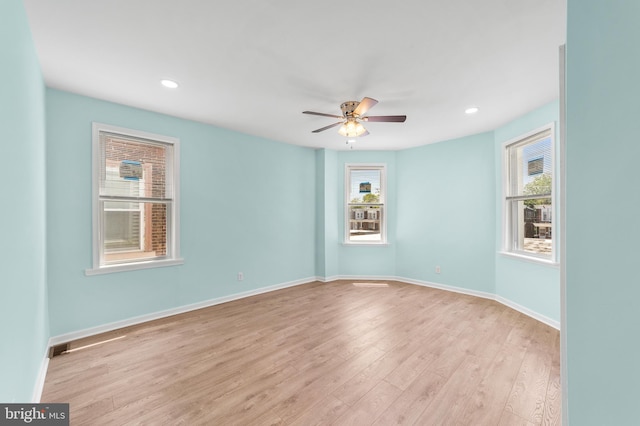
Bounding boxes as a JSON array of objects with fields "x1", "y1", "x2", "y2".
[{"x1": 41, "y1": 280, "x2": 561, "y2": 425}]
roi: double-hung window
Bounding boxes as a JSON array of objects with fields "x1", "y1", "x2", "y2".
[
  {"x1": 345, "y1": 164, "x2": 386, "y2": 244},
  {"x1": 87, "y1": 123, "x2": 182, "y2": 274},
  {"x1": 503, "y1": 124, "x2": 555, "y2": 260}
]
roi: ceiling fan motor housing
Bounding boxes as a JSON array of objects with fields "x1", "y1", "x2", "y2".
[{"x1": 340, "y1": 101, "x2": 360, "y2": 118}]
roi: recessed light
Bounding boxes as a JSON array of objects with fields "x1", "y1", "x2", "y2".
[
  {"x1": 161, "y1": 79, "x2": 179, "y2": 89},
  {"x1": 465, "y1": 106, "x2": 479, "y2": 115}
]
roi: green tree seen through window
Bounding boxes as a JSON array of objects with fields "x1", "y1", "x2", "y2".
[
  {"x1": 351, "y1": 191, "x2": 380, "y2": 204},
  {"x1": 523, "y1": 173, "x2": 551, "y2": 207}
]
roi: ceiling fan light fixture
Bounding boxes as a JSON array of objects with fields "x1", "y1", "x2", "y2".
[{"x1": 338, "y1": 120, "x2": 366, "y2": 137}]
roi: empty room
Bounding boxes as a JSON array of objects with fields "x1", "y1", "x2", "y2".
[{"x1": 2, "y1": 0, "x2": 639, "y2": 425}]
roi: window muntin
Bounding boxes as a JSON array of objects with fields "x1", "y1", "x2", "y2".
[
  {"x1": 504, "y1": 126, "x2": 554, "y2": 259},
  {"x1": 90, "y1": 123, "x2": 180, "y2": 272},
  {"x1": 345, "y1": 165, "x2": 386, "y2": 244}
]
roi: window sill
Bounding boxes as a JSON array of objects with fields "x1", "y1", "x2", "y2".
[
  {"x1": 342, "y1": 242, "x2": 390, "y2": 247},
  {"x1": 499, "y1": 251, "x2": 559, "y2": 267},
  {"x1": 85, "y1": 258, "x2": 184, "y2": 276}
]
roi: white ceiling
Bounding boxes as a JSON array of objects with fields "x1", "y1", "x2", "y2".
[{"x1": 23, "y1": 0, "x2": 566, "y2": 151}]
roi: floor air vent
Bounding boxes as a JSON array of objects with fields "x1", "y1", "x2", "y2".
[{"x1": 49, "y1": 343, "x2": 70, "y2": 358}]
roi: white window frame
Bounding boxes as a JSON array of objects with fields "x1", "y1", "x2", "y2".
[
  {"x1": 344, "y1": 163, "x2": 387, "y2": 245},
  {"x1": 502, "y1": 122, "x2": 557, "y2": 264},
  {"x1": 86, "y1": 123, "x2": 183, "y2": 275}
]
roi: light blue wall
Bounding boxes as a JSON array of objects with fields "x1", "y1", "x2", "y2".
[
  {"x1": 315, "y1": 151, "x2": 326, "y2": 276},
  {"x1": 396, "y1": 133, "x2": 496, "y2": 293},
  {"x1": 315, "y1": 149, "x2": 339, "y2": 278},
  {"x1": 494, "y1": 101, "x2": 561, "y2": 322},
  {"x1": 566, "y1": 1, "x2": 640, "y2": 424},
  {"x1": 335, "y1": 151, "x2": 398, "y2": 277},
  {"x1": 0, "y1": 0, "x2": 49, "y2": 402},
  {"x1": 46, "y1": 89, "x2": 316, "y2": 336}
]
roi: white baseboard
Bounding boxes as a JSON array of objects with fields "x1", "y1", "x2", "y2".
[
  {"x1": 316, "y1": 275, "x2": 340, "y2": 283},
  {"x1": 318, "y1": 274, "x2": 560, "y2": 331},
  {"x1": 317, "y1": 274, "x2": 494, "y2": 300},
  {"x1": 49, "y1": 277, "x2": 318, "y2": 345},
  {"x1": 401, "y1": 276, "x2": 559, "y2": 330},
  {"x1": 495, "y1": 295, "x2": 560, "y2": 330},
  {"x1": 49, "y1": 274, "x2": 559, "y2": 347},
  {"x1": 397, "y1": 276, "x2": 496, "y2": 301},
  {"x1": 32, "y1": 345, "x2": 50, "y2": 402}
]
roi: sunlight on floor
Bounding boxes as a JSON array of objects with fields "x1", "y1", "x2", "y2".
[
  {"x1": 67, "y1": 335, "x2": 127, "y2": 353},
  {"x1": 352, "y1": 282, "x2": 389, "y2": 288}
]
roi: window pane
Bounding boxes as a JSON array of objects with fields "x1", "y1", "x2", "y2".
[
  {"x1": 105, "y1": 210, "x2": 140, "y2": 250},
  {"x1": 100, "y1": 132, "x2": 172, "y2": 199},
  {"x1": 512, "y1": 199, "x2": 553, "y2": 256},
  {"x1": 102, "y1": 201, "x2": 168, "y2": 264},
  {"x1": 348, "y1": 205, "x2": 382, "y2": 242},
  {"x1": 103, "y1": 167, "x2": 144, "y2": 201},
  {"x1": 349, "y1": 169, "x2": 381, "y2": 203},
  {"x1": 512, "y1": 135, "x2": 553, "y2": 197}
]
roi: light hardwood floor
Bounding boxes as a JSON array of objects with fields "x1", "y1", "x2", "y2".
[{"x1": 41, "y1": 280, "x2": 561, "y2": 425}]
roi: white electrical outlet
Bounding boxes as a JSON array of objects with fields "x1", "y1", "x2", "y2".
[
  {"x1": 237, "y1": 272, "x2": 244, "y2": 281},
  {"x1": 435, "y1": 266, "x2": 441, "y2": 274}
]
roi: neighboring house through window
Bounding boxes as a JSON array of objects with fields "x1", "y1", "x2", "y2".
[
  {"x1": 345, "y1": 164, "x2": 386, "y2": 244},
  {"x1": 503, "y1": 124, "x2": 555, "y2": 261},
  {"x1": 87, "y1": 123, "x2": 182, "y2": 274}
]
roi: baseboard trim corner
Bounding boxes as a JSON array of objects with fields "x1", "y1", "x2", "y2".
[{"x1": 316, "y1": 275, "x2": 340, "y2": 283}]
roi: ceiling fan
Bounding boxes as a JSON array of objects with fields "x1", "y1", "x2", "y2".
[{"x1": 303, "y1": 97, "x2": 407, "y2": 137}]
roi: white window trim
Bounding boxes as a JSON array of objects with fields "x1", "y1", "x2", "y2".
[
  {"x1": 344, "y1": 163, "x2": 387, "y2": 245},
  {"x1": 501, "y1": 122, "x2": 557, "y2": 264},
  {"x1": 86, "y1": 122, "x2": 183, "y2": 275}
]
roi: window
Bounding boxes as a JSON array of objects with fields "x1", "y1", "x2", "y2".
[
  {"x1": 87, "y1": 123, "x2": 182, "y2": 275},
  {"x1": 345, "y1": 164, "x2": 386, "y2": 244},
  {"x1": 503, "y1": 124, "x2": 554, "y2": 260}
]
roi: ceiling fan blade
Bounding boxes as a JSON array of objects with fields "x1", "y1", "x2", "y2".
[
  {"x1": 353, "y1": 97, "x2": 378, "y2": 117},
  {"x1": 362, "y1": 115, "x2": 407, "y2": 122},
  {"x1": 303, "y1": 111, "x2": 343, "y2": 119},
  {"x1": 312, "y1": 121, "x2": 343, "y2": 133}
]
